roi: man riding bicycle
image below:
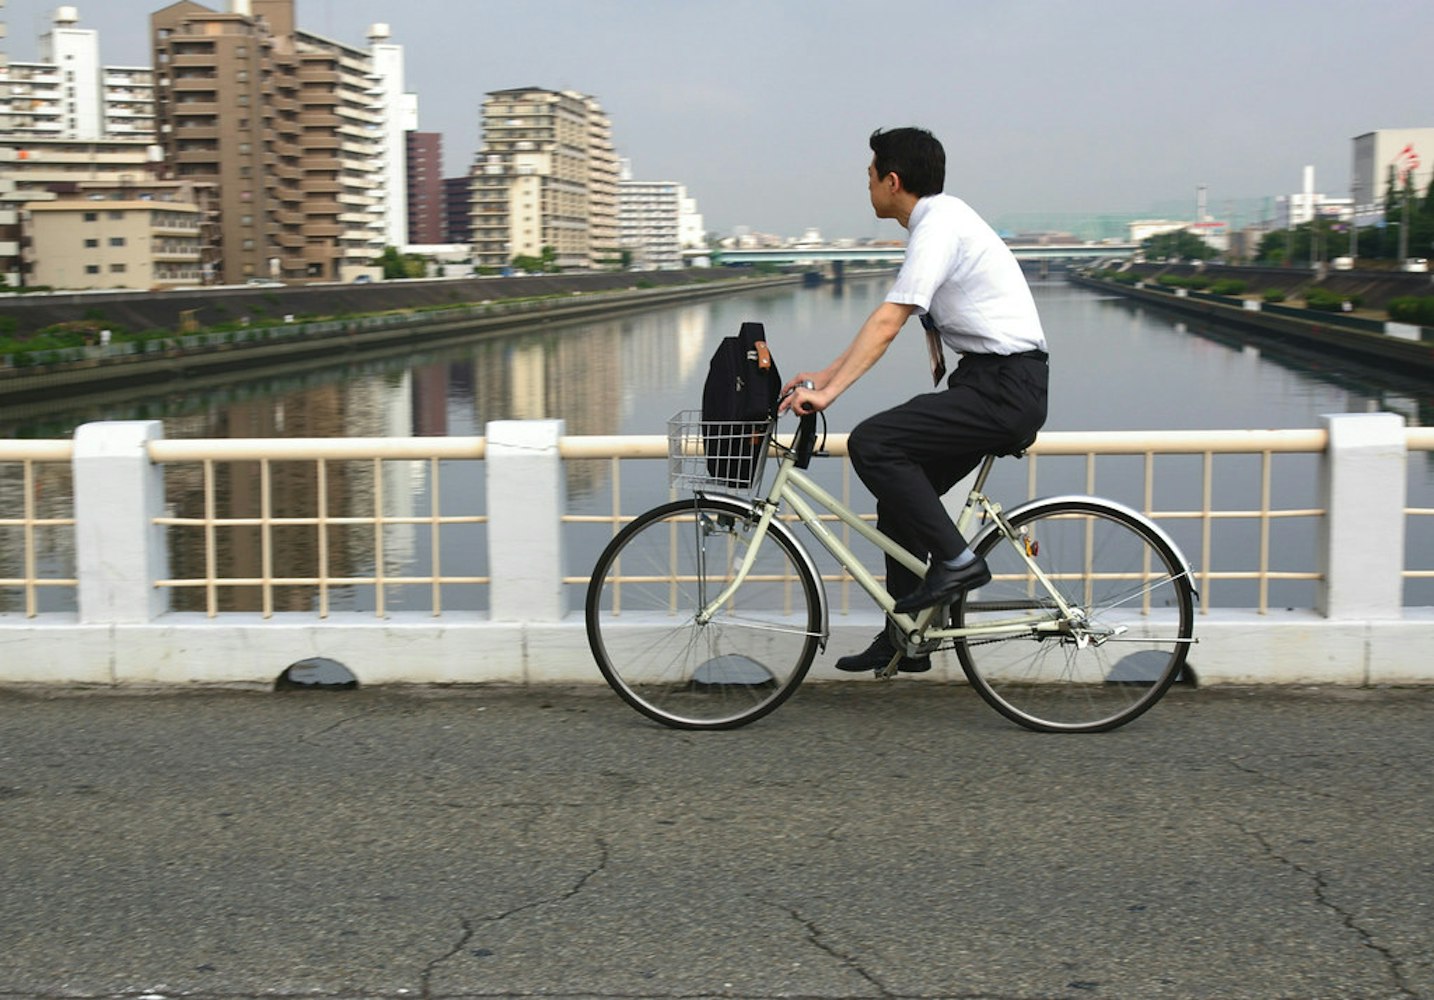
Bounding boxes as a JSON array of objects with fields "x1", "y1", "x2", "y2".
[{"x1": 780, "y1": 127, "x2": 1049, "y2": 673}]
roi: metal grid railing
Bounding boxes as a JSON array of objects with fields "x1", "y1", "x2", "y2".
[
  {"x1": 148, "y1": 437, "x2": 488, "y2": 618},
  {"x1": 1407, "y1": 427, "x2": 1434, "y2": 591},
  {"x1": 0, "y1": 441, "x2": 77, "y2": 616},
  {"x1": 561, "y1": 428, "x2": 1348, "y2": 616},
  {"x1": 2, "y1": 426, "x2": 1432, "y2": 619}
]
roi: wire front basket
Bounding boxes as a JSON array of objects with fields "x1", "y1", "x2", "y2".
[{"x1": 668, "y1": 410, "x2": 775, "y2": 495}]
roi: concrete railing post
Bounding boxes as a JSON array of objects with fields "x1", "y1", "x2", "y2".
[
  {"x1": 73, "y1": 420, "x2": 169, "y2": 624},
  {"x1": 1318, "y1": 412, "x2": 1406, "y2": 619},
  {"x1": 486, "y1": 419, "x2": 567, "y2": 622}
]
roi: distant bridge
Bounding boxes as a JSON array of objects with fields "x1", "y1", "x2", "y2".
[{"x1": 709, "y1": 243, "x2": 1138, "y2": 266}]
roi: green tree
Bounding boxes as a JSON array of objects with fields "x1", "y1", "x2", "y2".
[
  {"x1": 510, "y1": 245, "x2": 559, "y2": 274},
  {"x1": 1142, "y1": 229, "x2": 1219, "y2": 262},
  {"x1": 374, "y1": 246, "x2": 424, "y2": 280},
  {"x1": 1414, "y1": 170, "x2": 1434, "y2": 261},
  {"x1": 1255, "y1": 220, "x2": 1351, "y2": 266}
]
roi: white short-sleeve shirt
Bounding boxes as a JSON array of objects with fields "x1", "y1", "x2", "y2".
[{"x1": 885, "y1": 194, "x2": 1047, "y2": 356}]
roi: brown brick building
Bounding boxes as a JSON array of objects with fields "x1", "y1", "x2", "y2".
[{"x1": 150, "y1": 0, "x2": 386, "y2": 284}]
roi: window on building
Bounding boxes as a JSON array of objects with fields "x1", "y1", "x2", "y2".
[{"x1": 84, "y1": 238, "x2": 99, "y2": 248}]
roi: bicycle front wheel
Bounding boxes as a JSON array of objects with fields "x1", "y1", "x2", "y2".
[
  {"x1": 952, "y1": 499, "x2": 1195, "y2": 733},
  {"x1": 585, "y1": 497, "x2": 822, "y2": 730}
]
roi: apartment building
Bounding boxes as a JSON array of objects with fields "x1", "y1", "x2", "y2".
[
  {"x1": 618, "y1": 178, "x2": 683, "y2": 270},
  {"x1": 26, "y1": 179, "x2": 202, "y2": 289},
  {"x1": 150, "y1": 0, "x2": 400, "y2": 284},
  {"x1": 471, "y1": 87, "x2": 619, "y2": 271},
  {"x1": 406, "y1": 130, "x2": 442, "y2": 245},
  {"x1": 0, "y1": 6, "x2": 156, "y2": 140},
  {"x1": 0, "y1": 0, "x2": 14, "y2": 283},
  {"x1": 292, "y1": 25, "x2": 387, "y2": 277},
  {"x1": 617, "y1": 168, "x2": 706, "y2": 270},
  {"x1": 367, "y1": 22, "x2": 414, "y2": 250},
  {"x1": 0, "y1": 4, "x2": 160, "y2": 285},
  {"x1": 442, "y1": 174, "x2": 471, "y2": 245}
]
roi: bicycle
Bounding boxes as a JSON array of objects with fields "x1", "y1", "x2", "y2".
[{"x1": 585, "y1": 405, "x2": 1197, "y2": 733}]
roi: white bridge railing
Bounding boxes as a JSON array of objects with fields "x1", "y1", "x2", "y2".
[{"x1": 0, "y1": 415, "x2": 1430, "y2": 688}]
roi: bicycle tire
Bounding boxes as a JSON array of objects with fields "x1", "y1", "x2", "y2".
[
  {"x1": 586, "y1": 496, "x2": 822, "y2": 730},
  {"x1": 952, "y1": 498, "x2": 1195, "y2": 733}
]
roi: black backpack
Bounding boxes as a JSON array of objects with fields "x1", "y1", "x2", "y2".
[{"x1": 700, "y1": 321, "x2": 782, "y2": 487}]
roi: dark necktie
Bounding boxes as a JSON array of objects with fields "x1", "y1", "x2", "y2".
[{"x1": 920, "y1": 312, "x2": 946, "y2": 386}]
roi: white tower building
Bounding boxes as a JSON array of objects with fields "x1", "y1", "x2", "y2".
[{"x1": 367, "y1": 22, "x2": 417, "y2": 250}]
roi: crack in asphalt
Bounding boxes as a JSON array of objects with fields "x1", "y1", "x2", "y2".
[
  {"x1": 1236, "y1": 821, "x2": 1416, "y2": 999},
  {"x1": 419, "y1": 837, "x2": 611, "y2": 1000},
  {"x1": 769, "y1": 900, "x2": 895, "y2": 998}
]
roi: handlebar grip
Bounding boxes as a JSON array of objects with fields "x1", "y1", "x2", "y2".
[{"x1": 794, "y1": 412, "x2": 818, "y2": 468}]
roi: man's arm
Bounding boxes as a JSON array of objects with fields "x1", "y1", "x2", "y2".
[{"x1": 781, "y1": 301, "x2": 916, "y2": 414}]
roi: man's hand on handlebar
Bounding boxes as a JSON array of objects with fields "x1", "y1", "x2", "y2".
[{"x1": 779, "y1": 376, "x2": 826, "y2": 416}]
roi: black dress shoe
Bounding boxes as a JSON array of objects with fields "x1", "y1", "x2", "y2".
[
  {"x1": 833, "y1": 631, "x2": 930, "y2": 673},
  {"x1": 891, "y1": 556, "x2": 991, "y2": 614}
]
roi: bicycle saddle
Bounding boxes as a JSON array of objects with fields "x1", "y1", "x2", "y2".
[{"x1": 991, "y1": 432, "x2": 1038, "y2": 458}]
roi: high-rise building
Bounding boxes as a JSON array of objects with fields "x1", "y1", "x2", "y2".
[
  {"x1": 406, "y1": 130, "x2": 443, "y2": 245},
  {"x1": 367, "y1": 22, "x2": 415, "y2": 250},
  {"x1": 151, "y1": 0, "x2": 406, "y2": 284},
  {"x1": 0, "y1": 5, "x2": 155, "y2": 141},
  {"x1": 442, "y1": 174, "x2": 472, "y2": 245},
  {"x1": 291, "y1": 24, "x2": 387, "y2": 278},
  {"x1": 0, "y1": 5, "x2": 161, "y2": 286},
  {"x1": 471, "y1": 87, "x2": 619, "y2": 271},
  {"x1": 0, "y1": 0, "x2": 16, "y2": 284},
  {"x1": 618, "y1": 176, "x2": 682, "y2": 270},
  {"x1": 617, "y1": 160, "x2": 705, "y2": 270},
  {"x1": 1352, "y1": 128, "x2": 1434, "y2": 225}
]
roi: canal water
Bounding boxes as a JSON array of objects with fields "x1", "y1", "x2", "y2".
[{"x1": 4, "y1": 275, "x2": 1432, "y2": 612}]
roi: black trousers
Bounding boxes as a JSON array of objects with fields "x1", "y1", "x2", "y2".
[{"x1": 848, "y1": 352, "x2": 1049, "y2": 600}]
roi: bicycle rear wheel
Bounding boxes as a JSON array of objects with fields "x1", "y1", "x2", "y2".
[
  {"x1": 952, "y1": 499, "x2": 1195, "y2": 733},
  {"x1": 586, "y1": 497, "x2": 821, "y2": 730}
]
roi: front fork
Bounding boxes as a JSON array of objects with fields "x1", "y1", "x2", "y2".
[{"x1": 692, "y1": 501, "x2": 779, "y2": 625}]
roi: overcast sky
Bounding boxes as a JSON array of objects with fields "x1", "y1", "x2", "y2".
[{"x1": 4, "y1": 0, "x2": 1431, "y2": 239}]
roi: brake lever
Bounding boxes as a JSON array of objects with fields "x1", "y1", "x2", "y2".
[{"x1": 778, "y1": 379, "x2": 817, "y2": 405}]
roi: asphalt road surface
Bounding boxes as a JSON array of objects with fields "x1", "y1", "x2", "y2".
[{"x1": 1, "y1": 682, "x2": 1430, "y2": 999}]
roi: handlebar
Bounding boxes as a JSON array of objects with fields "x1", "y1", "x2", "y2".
[{"x1": 774, "y1": 381, "x2": 820, "y2": 468}]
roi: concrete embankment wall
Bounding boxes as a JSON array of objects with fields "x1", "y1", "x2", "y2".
[
  {"x1": 0, "y1": 268, "x2": 752, "y2": 337},
  {"x1": 1069, "y1": 271, "x2": 1434, "y2": 376},
  {"x1": 1117, "y1": 262, "x2": 1433, "y2": 311}
]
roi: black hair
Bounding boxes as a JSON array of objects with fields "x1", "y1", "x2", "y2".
[{"x1": 869, "y1": 127, "x2": 945, "y2": 197}]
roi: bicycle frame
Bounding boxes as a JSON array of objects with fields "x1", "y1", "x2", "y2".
[{"x1": 694, "y1": 418, "x2": 1072, "y2": 650}]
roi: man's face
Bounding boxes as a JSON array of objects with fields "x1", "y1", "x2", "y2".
[{"x1": 867, "y1": 159, "x2": 898, "y2": 219}]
